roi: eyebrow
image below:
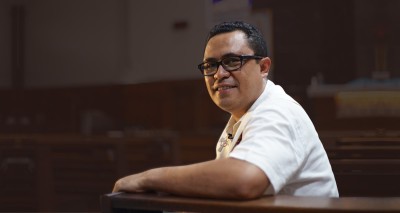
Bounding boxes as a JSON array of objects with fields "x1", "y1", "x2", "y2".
[{"x1": 203, "y1": 53, "x2": 242, "y2": 62}]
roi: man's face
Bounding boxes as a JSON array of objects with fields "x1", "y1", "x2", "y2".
[{"x1": 203, "y1": 31, "x2": 270, "y2": 120}]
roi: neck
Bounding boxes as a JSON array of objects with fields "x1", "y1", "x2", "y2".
[{"x1": 231, "y1": 81, "x2": 266, "y2": 121}]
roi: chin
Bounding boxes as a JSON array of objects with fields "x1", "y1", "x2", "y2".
[{"x1": 215, "y1": 101, "x2": 235, "y2": 113}]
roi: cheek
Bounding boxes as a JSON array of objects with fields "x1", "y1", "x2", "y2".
[{"x1": 204, "y1": 78, "x2": 214, "y2": 92}]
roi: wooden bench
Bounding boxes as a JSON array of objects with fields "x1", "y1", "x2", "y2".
[
  {"x1": 101, "y1": 192, "x2": 400, "y2": 213},
  {"x1": 324, "y1": 136, "x2": 400, "y2": 197},
  {"x1": 0, "y1": 134, "x2": 178, "y2": 212}
]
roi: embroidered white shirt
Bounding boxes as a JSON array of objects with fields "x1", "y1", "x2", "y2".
[{"x1": 215, "y1": 80, "x2": 338, "y2": 197}]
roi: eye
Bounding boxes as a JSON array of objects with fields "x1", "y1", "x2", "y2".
[
  {"x1": 204, "y1": 62, "x2": 218, "y2": 70},
  {"x1": 222, "y1": 57, "x2": 241, "y2": 67}
]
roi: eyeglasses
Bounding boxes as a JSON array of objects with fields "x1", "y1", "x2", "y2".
[{"x1": 198, "y1": 55, "x2": 264, "y2": 76}]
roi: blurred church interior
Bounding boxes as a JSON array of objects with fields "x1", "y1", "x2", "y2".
[{"x1": 0, "y1": 0, "x2": 400, "y2": 211}]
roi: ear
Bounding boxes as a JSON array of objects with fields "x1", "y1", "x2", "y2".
[{"x1": 260, "y1": 57, "x2": 271, "y2": 78}]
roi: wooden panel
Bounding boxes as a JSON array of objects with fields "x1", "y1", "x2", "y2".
[
  {"x1": 323, "y1": 135, "x2": 400, "y2": 197},
  {"x1": 117, "y1": 134, "x2": 180, "y2": 177},
  {"x1": 0, "y1": 79, "x2": 228, "y2": 135},
  {"x1": 178, "y1": 134, "x2": 217, "y2": 165},
  {"x1": 0, "y1": 142, "x2": 38, "y2": 212},
  {"x1": 0, "y1": 134, "x2": 179, "y2": 212}
]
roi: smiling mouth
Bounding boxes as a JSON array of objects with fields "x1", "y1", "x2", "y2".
[{"x1": 216, "y1": 86, "x2": 236, "y2": 91}]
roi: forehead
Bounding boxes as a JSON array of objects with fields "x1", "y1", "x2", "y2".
[{"x1": 204, "y1": 31, "x2": 253, "y2": 59}]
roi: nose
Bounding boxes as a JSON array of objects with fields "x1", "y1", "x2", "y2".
[{"x1": 213, "y1": 64, "x2": 230, "y2": 79}]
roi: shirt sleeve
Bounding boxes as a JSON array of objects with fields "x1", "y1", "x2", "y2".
[{"x1": 229, "y1": 103, "x2": 306, "y2": 194}]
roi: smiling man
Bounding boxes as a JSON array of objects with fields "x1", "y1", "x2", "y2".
[{"x1": 113, "y1": 21, "x2": 338, "y2": 199}]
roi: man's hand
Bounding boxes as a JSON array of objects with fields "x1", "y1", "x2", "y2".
[{"x1": 113, "y1": 173, "x2": 146, "y2": 193}]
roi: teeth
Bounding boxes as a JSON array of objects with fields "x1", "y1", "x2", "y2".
[{"x1": 217, "y1": 86, "x2": 235, "y2": 91}]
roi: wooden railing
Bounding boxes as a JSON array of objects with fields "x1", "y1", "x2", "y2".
[{"x1": 101, "y1": 192, "x2": 400, "y2": 213}]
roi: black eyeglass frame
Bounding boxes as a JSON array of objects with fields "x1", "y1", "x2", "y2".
[{"x1": 197, "y1": 55, "x2": 264, "y2": 76}]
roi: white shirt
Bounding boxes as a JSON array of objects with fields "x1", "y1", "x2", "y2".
[{"x1": 216, "y1": 80, "x2": 339, "y2": 197}]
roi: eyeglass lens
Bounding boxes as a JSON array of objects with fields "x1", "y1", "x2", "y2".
[{"x1": 202, "y1": 56, "x2": 242, "y2": 75}]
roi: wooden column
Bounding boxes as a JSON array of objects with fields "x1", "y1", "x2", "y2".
[{"x1": 11, "y1": 5, "x2": 25, "y2": 89}]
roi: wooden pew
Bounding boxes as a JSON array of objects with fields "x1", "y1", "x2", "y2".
[
  {"x1": 101, "y1": 192, "x2": 400, "y2": 213},
  {"x1": 0, "y1": 133, "x2": 179, "y2": 212},
  {"x1": 322, "y1": 135, "x2": 400, "y2": 197}
]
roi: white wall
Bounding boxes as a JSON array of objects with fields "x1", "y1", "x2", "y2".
[
  {"x1": 24, "y1": 0, "x2": 127, "y2": 87},
  {"x1": 0, "y1": 0, "x2": 208, "y2": 88},
  {"x1": 122, "y1": 0, "x2": 208, "y2": 84},
  {"x1": 0, "y1": 0, "x2": 277, "y2": 88}
]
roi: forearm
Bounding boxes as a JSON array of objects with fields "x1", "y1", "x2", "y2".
[
  {"x1": 114, "y1": 158, "x2": 269, "y2": 200},
  {"x1": 143, "y1": 161, "x2": 238, "y2": 199}
]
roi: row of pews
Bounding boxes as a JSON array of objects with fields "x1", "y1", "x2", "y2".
[
  {"x1": 2, "y1": 131, "x2": 400, "y2": 211},
  {"x1": 0, "y1": 132, "x2": 217, "y2": 212}
]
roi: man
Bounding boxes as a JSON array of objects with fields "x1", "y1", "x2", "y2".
[{"x1": 113, "y1": 21, "x2": 339, "y2": 199}]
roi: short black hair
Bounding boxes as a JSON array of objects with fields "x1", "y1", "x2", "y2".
[{"x1": 205, "y1": 21, "x2": 268, "y2": 57}]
